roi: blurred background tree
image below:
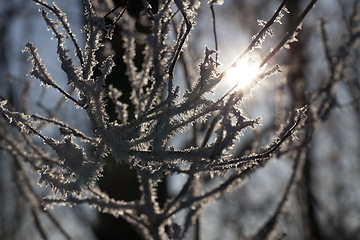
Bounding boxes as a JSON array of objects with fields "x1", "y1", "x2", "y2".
[{"x1": 1, "y1": 0, "x2": 360, "y2": 239}]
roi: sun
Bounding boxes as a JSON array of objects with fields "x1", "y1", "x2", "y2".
[{"x1": 223, "y1": 57, "x2": 260, "y2": 91}]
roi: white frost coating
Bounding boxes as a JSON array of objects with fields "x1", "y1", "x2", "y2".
[
  {"x1": 208, "y1": 0, "x2": 224, "y2": 5},
  {"x1": 0, "y1": 0, "x2": 329, "y2": 239},
  {"x1": 44, "y1": 136, "x2": 87, "y2": 173}
]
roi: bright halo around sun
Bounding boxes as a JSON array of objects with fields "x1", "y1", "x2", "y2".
[{"x1": 224, "y1": 56, "x2": 260, "y2": 91}]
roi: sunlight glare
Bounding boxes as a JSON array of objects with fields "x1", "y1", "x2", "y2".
[{"x1": 224, "y1": 57, "x2": 259, "y2": 91}]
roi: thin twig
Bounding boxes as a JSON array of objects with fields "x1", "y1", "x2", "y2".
[
  {"x1": 251, "y1": 150, "x2": 306, "y2": 240},
  {"x1": 210, "y1": 4, "x2": 219, "y2": 65},
  {"x1": 32, "y1": 0, "x2": 84, "y2": 66},
  {"x1": 103, "y1": 0, "x2": 128, "y2": 19},
  {"x1": 200, "y1": 112, "x2": 220, "y2": 148},
  {"x1": 31, "y1": 114, "x2": 98, "y2": 142},
  {"x1": 260, "y1": 0, "x2": 318, "y2": 68},
  {"x1": 218, "y1": 0, "x2": 290, "y2": 81},
  {"x1": 32, "y1": 0, "x2": 55, "y2": 12},
  {"x1": 111, "y1": 0, "x2": 131, "y2": 26},
  {"x1": 168, "y1": 5, "x2": 192, "y2": 99},
  {"x1": 196, "y1": 0, "x2": 291, "y2": 145}
]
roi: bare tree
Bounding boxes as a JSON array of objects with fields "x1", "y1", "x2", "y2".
[{"x1": 1, "y1": 0, "x2": 360, "y2": 239}]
